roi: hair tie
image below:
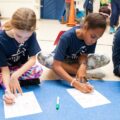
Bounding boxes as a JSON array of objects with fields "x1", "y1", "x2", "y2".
[{"x1": 99, "y1": 12, "x2": 110, "y2": 18}]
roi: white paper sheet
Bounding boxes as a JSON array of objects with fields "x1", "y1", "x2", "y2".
[
  {"x1": 4, "y1": 91, "x2": 42, "y2": 119},
  {"x1": 67, "y1": 89, "x2": 111, "y2": 108}
]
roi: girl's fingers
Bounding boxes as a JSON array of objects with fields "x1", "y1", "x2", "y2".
[
  {"x1": 6, "y1": 93, "x2": 15, "y2": 99},
  {"x1": 77, "y1": 77, "x2": 86, "y2": 83},
  {"x1": 76, "y1": 76, "x2": 82, "y2": 82},
  {"x1": 13, "y1": 87, "x2": 17, "y2": 96},
  {"x1": 83, "y1": 77, "x2": 88, "y2": 82},
  {"x1": 3, "y1": 92, "x2": 15, "y2": 104},
  {"x1": 81, "y1": 78, "x2": 85, "y2": 83},
  {"x1": 16, "y1": 83, "x2": 23, "y2": 95},
  {"x1": 76, "y1": 75, "x2": 88, "y2": 83},
  {"x1": 88, "y1": 85, "x2": 94, "y2": 91},
  {"x1": 18, "y1": 85, "x2": 23, "y2": 95},
  {"x1": 4, "y1": 99, "x2": 14, "y2": 104},
  {"x1": 79, "y1": 83, "x2": 93, "y2": 93},
  {"x1": 76, "y1": 77, "x2": 79, "y2": 81},
  {"x1": 10, "y1": 85, "x2": 14, "y2": 94},
  {"x1": 10, "y1": 82, "x2": 22, "y2": 95},
  {"x1": 85, "y1": 84, "x2": 94, "y2": 92}
]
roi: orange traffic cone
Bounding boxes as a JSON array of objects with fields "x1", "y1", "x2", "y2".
[{"x1": 67, "y1": 0, "x2": 76, "y2": 27}]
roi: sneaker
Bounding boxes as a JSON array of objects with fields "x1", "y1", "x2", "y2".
[
  {"x1": 87, "y1": 54, "x2": 110, "y2": 70},
  {"x1": 87, "y1": 70, "x2": 105, "y2": 79},
  {"x1": 37, "y1": 52, "x2": 54, "y2": 68},
  {"x1": 109, "y1": 27, "x2": 115, "y2": 34}
]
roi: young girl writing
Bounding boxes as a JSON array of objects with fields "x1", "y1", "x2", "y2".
[
  {"x1": 0, "y1": 8, "x2": 43, "y2": 104},
  {"x1": 38, "y1": 13, "x2": 110, "y2": 93}
]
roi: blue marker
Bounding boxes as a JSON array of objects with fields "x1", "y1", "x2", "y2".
[{"x1": 56, "y1": 96, "x2": 60, "y2": 110}]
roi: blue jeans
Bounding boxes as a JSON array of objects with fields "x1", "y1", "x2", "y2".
[{"x1": 110, "y1": 0, "x2": 120, "y2": 27}]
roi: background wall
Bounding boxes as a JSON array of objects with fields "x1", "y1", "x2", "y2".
[
  {"x1": 0, "y1": 0, "x2": 40, "y2": 19},
  {"x1": 41, "y1": 0, "x2": 65, "y2": 20},
  {"x1": 40, "y1": 0, "x2": 100, "y2": 20},
  {"x1": 0, "y1": 0, "x2": 100, "y2": 20}
]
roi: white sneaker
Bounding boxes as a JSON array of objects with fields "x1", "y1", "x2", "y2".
[
  {"x1": 87, "y1": 70, "x2": 105, "y2": 79},
  {"x1": 37, "y1": 52, "x2": 54, "y2": 68},
  {"x1": 87, "y1": 54, "x2": 110, "y2": 70}
]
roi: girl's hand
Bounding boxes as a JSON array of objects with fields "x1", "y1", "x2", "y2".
[
  {"x1": 73, "y1": 80, "x2": 93, "y2": 93},
  {"x1": 3, "y1": 90, "x2": 15, "y2": 104},
  {"x1": 9, "y1": 73, "x2": 22, "y2": 95},
  {"x1": 76, "y1": 64, "x2": 87, "y2": 83}
]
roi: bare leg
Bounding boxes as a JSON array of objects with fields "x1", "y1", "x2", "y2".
[
  {"x1": 37, "y1": 52, "x2": 110, "y2": 79},
  {"x1": 61, "y1": 62, "x2": 79, "y2": 75}
]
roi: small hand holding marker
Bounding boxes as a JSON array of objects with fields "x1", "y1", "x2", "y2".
[
  {"x1": 0, "y1": 83, "x2": 15, "y2": 104},
  {"x1": 3, "y1": 90, "x2": 16, "y2": 104},
  {"x1": 56, "y1": 96, "x2": 60, "y2": 110},
  {"x1": 70, "y1": 77, "x2": 94, "y2": 93}
]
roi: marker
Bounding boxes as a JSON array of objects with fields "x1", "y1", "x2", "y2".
[{"x1": 56, "y1": 96, "x2": 60, "y2": 110}]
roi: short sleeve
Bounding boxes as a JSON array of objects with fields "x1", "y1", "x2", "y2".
[
  {"x1": 27, "y1": 32, "x2": 41, "y2": 57},
  {"x1": 0, "y1": 44, "x2": 8, "y2": 67},
  {"x1": 54, "y1": 36, "x2": 69, "y2": 61}
]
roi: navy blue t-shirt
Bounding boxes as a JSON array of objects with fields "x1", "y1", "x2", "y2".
[
  {"x1": 54, "y1": 26, "x2": 96, "y2": 61},
  {"x1": 112, "y1": 27, "x2": 120, "y2": 76},
  {"x1": 0, "y1": 31, "x2": 41, "y2": 67}
]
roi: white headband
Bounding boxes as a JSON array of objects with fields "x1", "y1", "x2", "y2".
[{"x1": 99, "y1": 12, "x2": 110, "y2": 18}]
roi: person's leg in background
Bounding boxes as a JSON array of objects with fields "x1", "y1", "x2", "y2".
[
  {"x1": 117, "y1": 0, "x2": 120, "y2": 27},
  {"x1": 109, "y1": 0, "x2": 119, "y2": 34},
  {"x1": 61, "y1": 9, "x2": 66, "y2": 24},
  {"x1": 65, "y1": 2, "x2": 70, "y2": 23},
  {"x1": 85, "y1": 9, "x2": 92, "y2": 16},
  {"x1": 85, "y1": 9, "x2": 89, "y2": 16},
  {"x1": 83, "y1": 0, "x2": 89, "y2": 16},
  {"x1": 84, "y1": 0, "x2": 94, "y2": 16}
]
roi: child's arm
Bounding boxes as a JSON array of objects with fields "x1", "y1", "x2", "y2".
[
  {"x1": 10, "y1": 56, "x2": 36, "y2": 94},
  {"x1": 1, "y1": 66, "x2": 11, "y2": 91},
  {"x1": 1, "y1": 66, "x2": 15, "y2": 104},
  {"x1": 76, "y1": 54, "x2": 88, "y2": 83},
  {"x1": 12, "y1": 56, "x2": 36, "y2": 77},
  {"x1": 53, "y1": 59, "x2": 93, "y2": 93}
]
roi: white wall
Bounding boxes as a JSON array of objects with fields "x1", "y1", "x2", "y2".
[{"x1": 0, "y1": 0, "x2": 41, "y2": 19}]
